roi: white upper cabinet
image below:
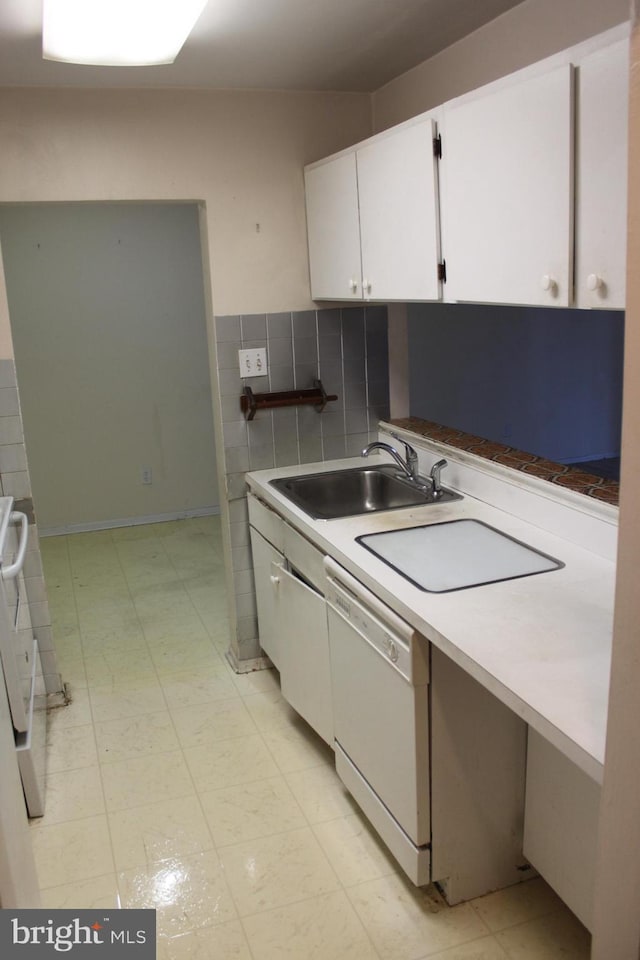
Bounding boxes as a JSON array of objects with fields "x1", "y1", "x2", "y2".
[
  {"x1": 357, "y1": 120, "x2": 441, "y2": 301},
  {"x1": 575, "y1": 39, "x2": 629, "y2": 310},
  {"x1": 305, "y1": 118, "x2": 442, "y2": 302},
  {"x1": 441, "y1": 66, "x2": 574, "y2": 307},
  {"x1": 304, "y1": 152, "x2": 362, "y2": 301}
]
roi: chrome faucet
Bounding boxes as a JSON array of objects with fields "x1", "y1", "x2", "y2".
[
  {"x1": 361, "y1": 434, "x2": 425, "y2": 487},
  {"x1": 362, "y1": 436, "x2": 450, "y2": 498}
]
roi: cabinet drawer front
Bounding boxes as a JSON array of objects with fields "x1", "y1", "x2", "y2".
[
  {"x1": 283, "y1": 523, "x2": 325, "y2": 593},
  {"x1": 248, "y1": 493, "x2": 285, "y2": 553}
]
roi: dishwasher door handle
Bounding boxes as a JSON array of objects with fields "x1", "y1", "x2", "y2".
[{"x1": 1, "y1": 511, "x2": 29, "y2": 581}]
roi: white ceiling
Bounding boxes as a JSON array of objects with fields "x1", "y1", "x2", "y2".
[{"x1": 0, "y1": 0, "x2": 524, "y2": 92}]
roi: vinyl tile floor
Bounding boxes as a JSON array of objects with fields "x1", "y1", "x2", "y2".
[{"x1": 36, "y1": 516, "x2": 591, "y2": 959}]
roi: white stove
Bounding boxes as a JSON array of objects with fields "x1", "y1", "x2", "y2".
[{"x1": 0, "y1": 496, "x2": 46, "y2": 818}]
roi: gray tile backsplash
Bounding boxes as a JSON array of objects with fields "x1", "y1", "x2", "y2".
[{"x1": 215, "y1": 306, "x2": 389, "y2": 664}]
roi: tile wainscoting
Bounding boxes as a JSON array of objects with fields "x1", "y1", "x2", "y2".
[{"x1": 214, "y1": 306, "x2": 389, "y2": 665}]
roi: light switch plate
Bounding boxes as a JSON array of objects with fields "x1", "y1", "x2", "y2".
[{"x1": 238, "y1": 348, "x2": 268, "y2": 378}]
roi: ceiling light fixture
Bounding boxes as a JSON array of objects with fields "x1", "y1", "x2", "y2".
[{"x1": 42, "y1": 0, "x2": 207, "y2": 66}]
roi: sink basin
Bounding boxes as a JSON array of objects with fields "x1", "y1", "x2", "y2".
[{"x1": 270, "y1": 464, "x2": 461, "y2": 519}]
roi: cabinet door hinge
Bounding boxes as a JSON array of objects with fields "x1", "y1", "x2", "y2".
[
  {"x1": 438, "y1": 260, "x2": 447, "y2": 283},
  {"x1": 433, "y1": 134, "x2": 442, "y2": 159}
]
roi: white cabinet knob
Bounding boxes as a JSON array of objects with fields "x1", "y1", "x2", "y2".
[
  {"x1": 541, "y1": 274, "x2": 557, "y2": 294},
  {"x1": 348, "y1": 278, "x2": 358, "y2": 294},
  {"x1": 269, "y1": 575, "x2": 280, "y2": 586},
  {"x1": 587, "y1": 273, "x2": 604, "y2": 292},
  {"x1": 362, "y1": 279, "x2": 372, "y2": 296}
]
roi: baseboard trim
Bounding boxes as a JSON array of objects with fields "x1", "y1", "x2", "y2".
[{"x1": 39, "y1": 506, "x2": 221, "y2": 538}]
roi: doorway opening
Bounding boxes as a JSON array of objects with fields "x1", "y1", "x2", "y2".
[{"x1": 0, "y1": 201, "x2": 219, "y2": 536}]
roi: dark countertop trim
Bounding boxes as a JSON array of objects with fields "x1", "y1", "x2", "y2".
[{"x1": 387, "y1": 418, "x2": 619, "y2": 506}]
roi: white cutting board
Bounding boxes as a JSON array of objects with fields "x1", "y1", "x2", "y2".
[{"x1": 357, "y1": 519, "x2": 563, "y2": 593}]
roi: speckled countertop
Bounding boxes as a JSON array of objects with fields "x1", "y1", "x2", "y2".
[{"x1": 388, "y1": 418, "x2": 619, "y2": 506}]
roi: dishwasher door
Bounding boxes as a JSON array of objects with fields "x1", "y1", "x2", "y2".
[{"x1": 325, "y1": 558, "x2": 430, "y2": 883}]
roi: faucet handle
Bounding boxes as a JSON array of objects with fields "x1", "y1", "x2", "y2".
[
  {"x1": 390, "y1": 432, "x2": 418, "y2": 465},
  {"x1": 430, "y1": 458, "x2": 448, "y2": 495}
]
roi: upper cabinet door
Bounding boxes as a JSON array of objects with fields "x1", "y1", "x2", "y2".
[
  {"x1": 304, "y1": 152, "x2": 362, "y2": 301},
  {"x1": 357, "y1": 119, "x2": 441, "y2": 302},
  {"x1": 442, "y1": 66, "x2": 574, "y2": 307},
  {"x1": 575, "y1": 40, "x2": 629, "y2": 310}
]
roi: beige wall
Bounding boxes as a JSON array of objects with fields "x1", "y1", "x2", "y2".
[
  {"x1": 591, "y1": 9, "x2": 640, "y2": 958},
  {"x1": 373, "y1": 0, "x2": 629, "y2": 131},
  {"x1": 0, "y1": 245, "x2": 13, "y2": 359},
  {"x1": 0, "y1": 86, "x2": 372, "y2": 356}
]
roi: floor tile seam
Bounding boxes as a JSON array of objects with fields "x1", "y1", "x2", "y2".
[
  {"x1": 103, "y1": 783, "x2": 199, "y2": 818},
  {"x1": 65, "y1": 531, "x2": 160, "y2": 888},
  {"x1": 31, "y1": 794, "x2": 108, "y2": 832},
  {"x1": 55, "y1": 524, "x2": 227, "y2": 903},
  {"x1": 216, "y1": 823, "x2": 344, "y2": 897},
  {"x1": 52, "y1": 627, "x2": 110, "y2": 833},
  {"x1": 93, "y1": 723, "x2": 183, "y2": 762},
  {"x1": 236, "y1": 891, "x2": 385, "y2": 960},
  {"x1": 231, "y1": 880, "x2": 364, "y2": 926},
  {"x1": 106, "y1": 828, "x2": 218, "y2": 878},
  {"x1": 115, "y1": 556, "x2": 184, "y2": 722},
  {"x1": 162, "y1": 692, "x2": 246, "y2": 716},
  {"x1": 37, "y1": 869, "x2": 119, "y2": 897},
  {"x1": 95, "y1": 737, "x2": 188, "y2": 768},
  {"x1": 149, "y1": 681, "x2": 223, "y2": 864},
  {"x1": 342, "y1": 880, "x2": 499, "y2": 953},
  {"x1": 123, "y1": 786, "x2": 246, "y2": 929},
  {"x1": 486, "y1": 903, "x2": 583, "y2": 937},
  {"x1": 46, "y1": 758, "x2": 102, "y2": 777},
  {"x1": 79, "y1": 682, "x2": 122, "y2": 884},
  {"x1": 158, "y1": 923, "x2": 257, "y2": 960},
  {"x1": 466, "y1": 887, "x2": 566, "y2": 934},
  {"x1": 156, "y1": 540, "x2": 229, "y2": 640},
  {"x1": 415, "y1": 932, "x2": 508, "y2": 960},
  {"x1": 193, "y1": 769, "x2": 304, "y2": 800}
]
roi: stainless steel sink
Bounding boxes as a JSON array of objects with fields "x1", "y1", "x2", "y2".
[{"x1": 270, "y1": 465, "x2": 461, "y2": 519}]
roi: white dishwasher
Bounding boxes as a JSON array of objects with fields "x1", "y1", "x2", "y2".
[{"x1": 324, "y1": 556, "x2": 431, "y2": 885}]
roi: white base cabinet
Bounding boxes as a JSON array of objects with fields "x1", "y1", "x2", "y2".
[
  {"x1": 249, "y1": 493, "x2": 333, "y2": 746},
  {"x1": 248, "y1": 526, "x2": 284, "y2": 669},
  {"x1": 276, "y1": 562, "x2": 332, "y2": 746}
]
